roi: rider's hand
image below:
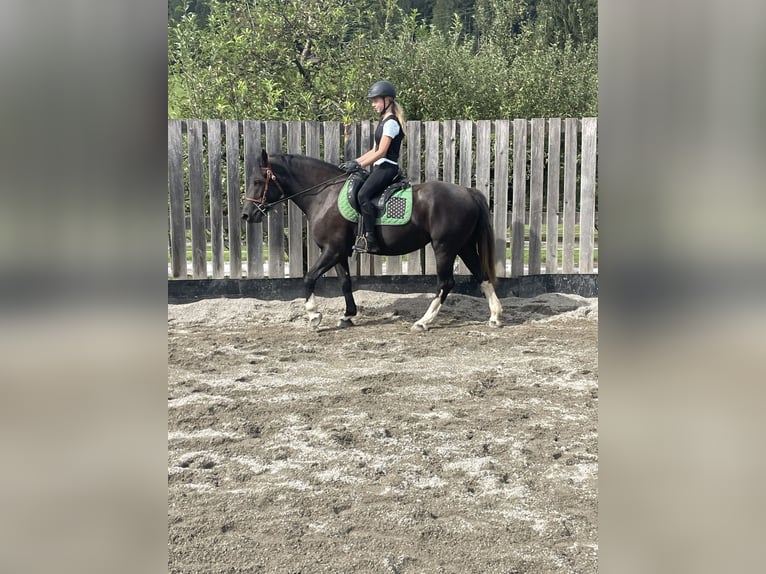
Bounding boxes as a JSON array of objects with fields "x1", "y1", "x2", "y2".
[{"x1": 339, "y1": 160, "x2": 361, "y2": 173}]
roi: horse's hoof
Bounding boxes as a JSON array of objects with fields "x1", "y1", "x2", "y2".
[
  {"x1": 308, "y1": 313, "x2": 323, "y2": 329},
  {"x1": 411, "y1": 322, "x2": 428, "y2": 332},
  {"x1": 336, "y1": 318, "x2": 354, "y2": 328},
  {"x1": 489, "y1": 319, "x2": 502, "y2": 328}
]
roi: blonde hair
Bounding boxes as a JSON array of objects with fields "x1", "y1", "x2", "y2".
[{"x1": 391, "y1": 100, "x2": 407, "y2": 137}]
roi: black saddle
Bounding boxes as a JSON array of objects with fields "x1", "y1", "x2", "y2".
[{"x1": 346, "y1": 168, "x2": 410, "y2": 217}]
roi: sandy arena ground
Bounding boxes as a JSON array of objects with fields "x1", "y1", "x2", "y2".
[{"x1": 168, "y1": 290, "x2": 598, "y2": 573}]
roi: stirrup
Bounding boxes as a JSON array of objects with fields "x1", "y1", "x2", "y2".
[{"x1": 352, "y1": 235, "x2": 370, "y2": 253}]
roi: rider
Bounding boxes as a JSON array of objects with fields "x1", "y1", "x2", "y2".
[{"x1": 340, "y1": 80, "x2": 406, "y2": 254}]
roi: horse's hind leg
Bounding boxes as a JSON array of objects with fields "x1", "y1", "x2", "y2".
[
  {"x1": 458, "y1": 245, "x2": 502, "y2": 327},
  {"x1": 412, "y1": 248, "x2": 456, "y2": 332},
  {"x1": 334, "y1": 258, "x2": 357, "y2": 328}
]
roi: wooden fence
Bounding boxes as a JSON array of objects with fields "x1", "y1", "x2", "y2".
[{"x1": 168, "y1": 118, "x2": 597, "y2": 280}]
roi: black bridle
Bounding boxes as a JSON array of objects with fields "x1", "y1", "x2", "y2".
[{"x1": 244, "y1": 159, "x2": 347, "y2": 215}]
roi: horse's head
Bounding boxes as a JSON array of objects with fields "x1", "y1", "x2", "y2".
[{"x1": 241, "y1": 150, "x2": 284, "y2": 223}]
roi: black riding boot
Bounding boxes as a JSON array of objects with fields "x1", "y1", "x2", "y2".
[{"x1": 353, "y1": 212, "x2": 381, "y2": 254}]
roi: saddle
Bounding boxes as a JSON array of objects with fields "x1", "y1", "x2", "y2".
[{"x1": 346, "y1": 169, "x2": 411, "y2": 218}]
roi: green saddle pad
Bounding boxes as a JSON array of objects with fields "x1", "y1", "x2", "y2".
[{"x1": 338, "y1": 179, "x2": 413, "y2": 225}]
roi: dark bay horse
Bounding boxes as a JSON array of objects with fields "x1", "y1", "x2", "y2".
[{"x1": 241, "y1": 151, "x2": 502, "y2": 331}]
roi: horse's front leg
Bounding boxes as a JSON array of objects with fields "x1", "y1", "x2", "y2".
[
  {"x1": 303, "y1": 249, "x2": 343, "y2": 329},
  {"x1": 334, "y1": 258, "x2": 357, "y2": 328}
]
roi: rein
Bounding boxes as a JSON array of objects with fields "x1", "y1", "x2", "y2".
[{"x1": 244, "y1": 161, "x2": 347, "y2": 214}]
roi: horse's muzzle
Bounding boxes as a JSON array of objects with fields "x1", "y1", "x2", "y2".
[{"x1": 241, "y1": 205, "x2": 266, "y2": 223}]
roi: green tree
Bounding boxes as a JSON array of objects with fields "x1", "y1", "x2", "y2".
[
  {"x1": 168, "y1": 0, "x2": 598, "y2": 120},
  {"x1": 537, "y1": 0, "x2": 597, "y2": 45}
]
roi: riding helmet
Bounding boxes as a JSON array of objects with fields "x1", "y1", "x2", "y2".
[{"x1": 367, "y1": 80, "x2": 396, "y2": 99}]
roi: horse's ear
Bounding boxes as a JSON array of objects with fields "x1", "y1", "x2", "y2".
[{"x1": 261, "y1": 149, "x2": 269, "y2": 166}]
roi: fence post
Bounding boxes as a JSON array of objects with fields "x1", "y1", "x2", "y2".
[
  {"x1": 207, "y1": 120, "x2": 225, "y2": 279},
  {"x1": 187, "y1": 120, "x2": 207, "y2": 279},
  {"x1": 563, "y1": 118, "x2": 578, "y2": 273},
  {"x1": 323, "y1": 122, "x2": 341, "y2": 277},
  {"x1": 287, "y1": 122, "x2": 304, "y2": 278},
  {"x1": 528, "y1": 118, "x2": 546, "y2": 275},
  {"x1": 168, "y1": 119, "x2": 186, "y2": 278},
  {"x1": 476, "y1": 120, "x2": 492, "y2": 202},
  {"x1": 424, "y1": 121, "x2": 440, "y2": 274},
  {"x1": 225, "y1": 120, "x2": 242, "y2": 279},
  {"x1": 243, "y1": 120, "x2": 263, "y2": 278},
  {"x1": 579, "y1": 117, "x2": 598, "y2": 272},
  {"x1": 511, "y1": 119, "x2": 527, "y2": 278},
  {"x1": 546, "y1": 119, "x2": 562, "y2": 273},
  {"x1": 305, "y1": 122, "x2": 322, "y2": 271},
  {"x1": 265, "y1": 121, "x2": 284, "y2": 278},
  {"x1": 306, "y1": 122, "x2": 322, "y2": 269},
  {"x1": 406, "y1": 120, "x2": 423, "y2": 275},
  {"x1": 457, "y1": 120, "x2": 473, "y2": 275},
  {"x1": 493, "y1": 120, "x2": 510, "y2": 278}
]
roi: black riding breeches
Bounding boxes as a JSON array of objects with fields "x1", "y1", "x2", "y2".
[{"x1": 357, "y1": 162, "x2": 398, "y2": 215}]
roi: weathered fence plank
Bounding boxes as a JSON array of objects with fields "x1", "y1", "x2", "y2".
[
  {"x1": 457, "y1": 120, "x2": 473, "y2": 275},
  {"x1": 528, "y1": 118, "x2": 545, "y2": 275},
  {"x1": 305, "y1": 121, "x2": 322, "y2": 270},
  {"x1": 579, "y1": 117, "x2": 597, "y2": 272},
  {"x1": 476, "y1": 120, "x2": 492, "y2": 202},
  {"x1": 168, "y1": 120, "x2": 186, "y2": 278},
  {"x1": 546, "y1": 119, "x2": 562, "y2": 274},
  {"x1": 423, "y1": 121, "x2": 440, "y2": 275},
  {"x1": 406, "y1": 121, "x2": 423, "y2": 275},
  {"x1": 225, "y1": 120, "x2": 242, "y2": 279},
  {"x1": 323, "y1": 122, "x2": 341, "y2": 277},
  {"x1": 265, "y1": 121, "x2": 284, "y2": 278},
  {"x1": 511, "y1": 119, "x2": 527, "y2": 278},
  {"x1": 323, "y1": 122, "x2": 341, "y2": 165},
  {"x1": 442, "y1": 120, "x2": 456, "y2": 185},
  {"x1": 357, "y1": 121, "x2": 375, "y2": 277},
  {"x1": 287, "y1": 122, "x2": 304, "y2": 277},
  {"x1": 207, "y1": 120, "x2": 225, "y2": 279},
  {"x1": 243, "y1": 120, "x2": 263, "y2": 278},
  {"x1": 563, "y1": 118, "x2": 578, "y2": 273},
  {"x1": 187, "y1": 120, "x2": 206, "y2": 278},
  {"x1": 493, "y1": 120, "x2": 510, "y2": 278}
]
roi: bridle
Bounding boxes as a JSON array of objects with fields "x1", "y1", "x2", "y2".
[
  {"x1": 243, "y1": 158, "x2": 349, "y2": 215},
  {"x1": 244, "y1": 162, "x2": 285, "y2": 216}
]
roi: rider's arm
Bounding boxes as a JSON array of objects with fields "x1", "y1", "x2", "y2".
[{"x1": 356, "y1": 136, "x2": 392, "y2": 168}]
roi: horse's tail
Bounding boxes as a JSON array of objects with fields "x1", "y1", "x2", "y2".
[{"x1": 469, "y1": 188, "x2": 498, "y2": 286}]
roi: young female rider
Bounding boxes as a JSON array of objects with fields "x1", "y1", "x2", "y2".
[{"x1": 339, "y1": 80, "x2": 406, "y2": 254}]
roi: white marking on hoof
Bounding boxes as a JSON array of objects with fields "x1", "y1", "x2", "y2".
[
  {"x1": 413, "y1": 296, "x2": 442, "y2": 331},
  {"x1": 411, "y1": 322, "x2": 429, "y2": 332},
  {"x1": 305, "y1": 294, "x2": 322, "y2": 328},
  {"x1": 480, "y1": 281, "x2": 503, "y2": 326}
]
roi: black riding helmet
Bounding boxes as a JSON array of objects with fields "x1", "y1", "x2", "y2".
[{"x1": 367, "y1": 80, "x2": 396, "y2": 100}]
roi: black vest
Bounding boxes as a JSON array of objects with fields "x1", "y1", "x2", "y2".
[{"x1": 374, "y1": 116, "x2": 403, "y2": 164}]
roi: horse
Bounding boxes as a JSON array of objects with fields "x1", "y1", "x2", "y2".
[{"x1": 241, "y1": 151, "x2": 502, "y2": 331}]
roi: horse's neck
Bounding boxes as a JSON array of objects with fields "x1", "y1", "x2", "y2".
[{"x1": 275, "y1": 156, "x2": 339, "y2": 215}]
